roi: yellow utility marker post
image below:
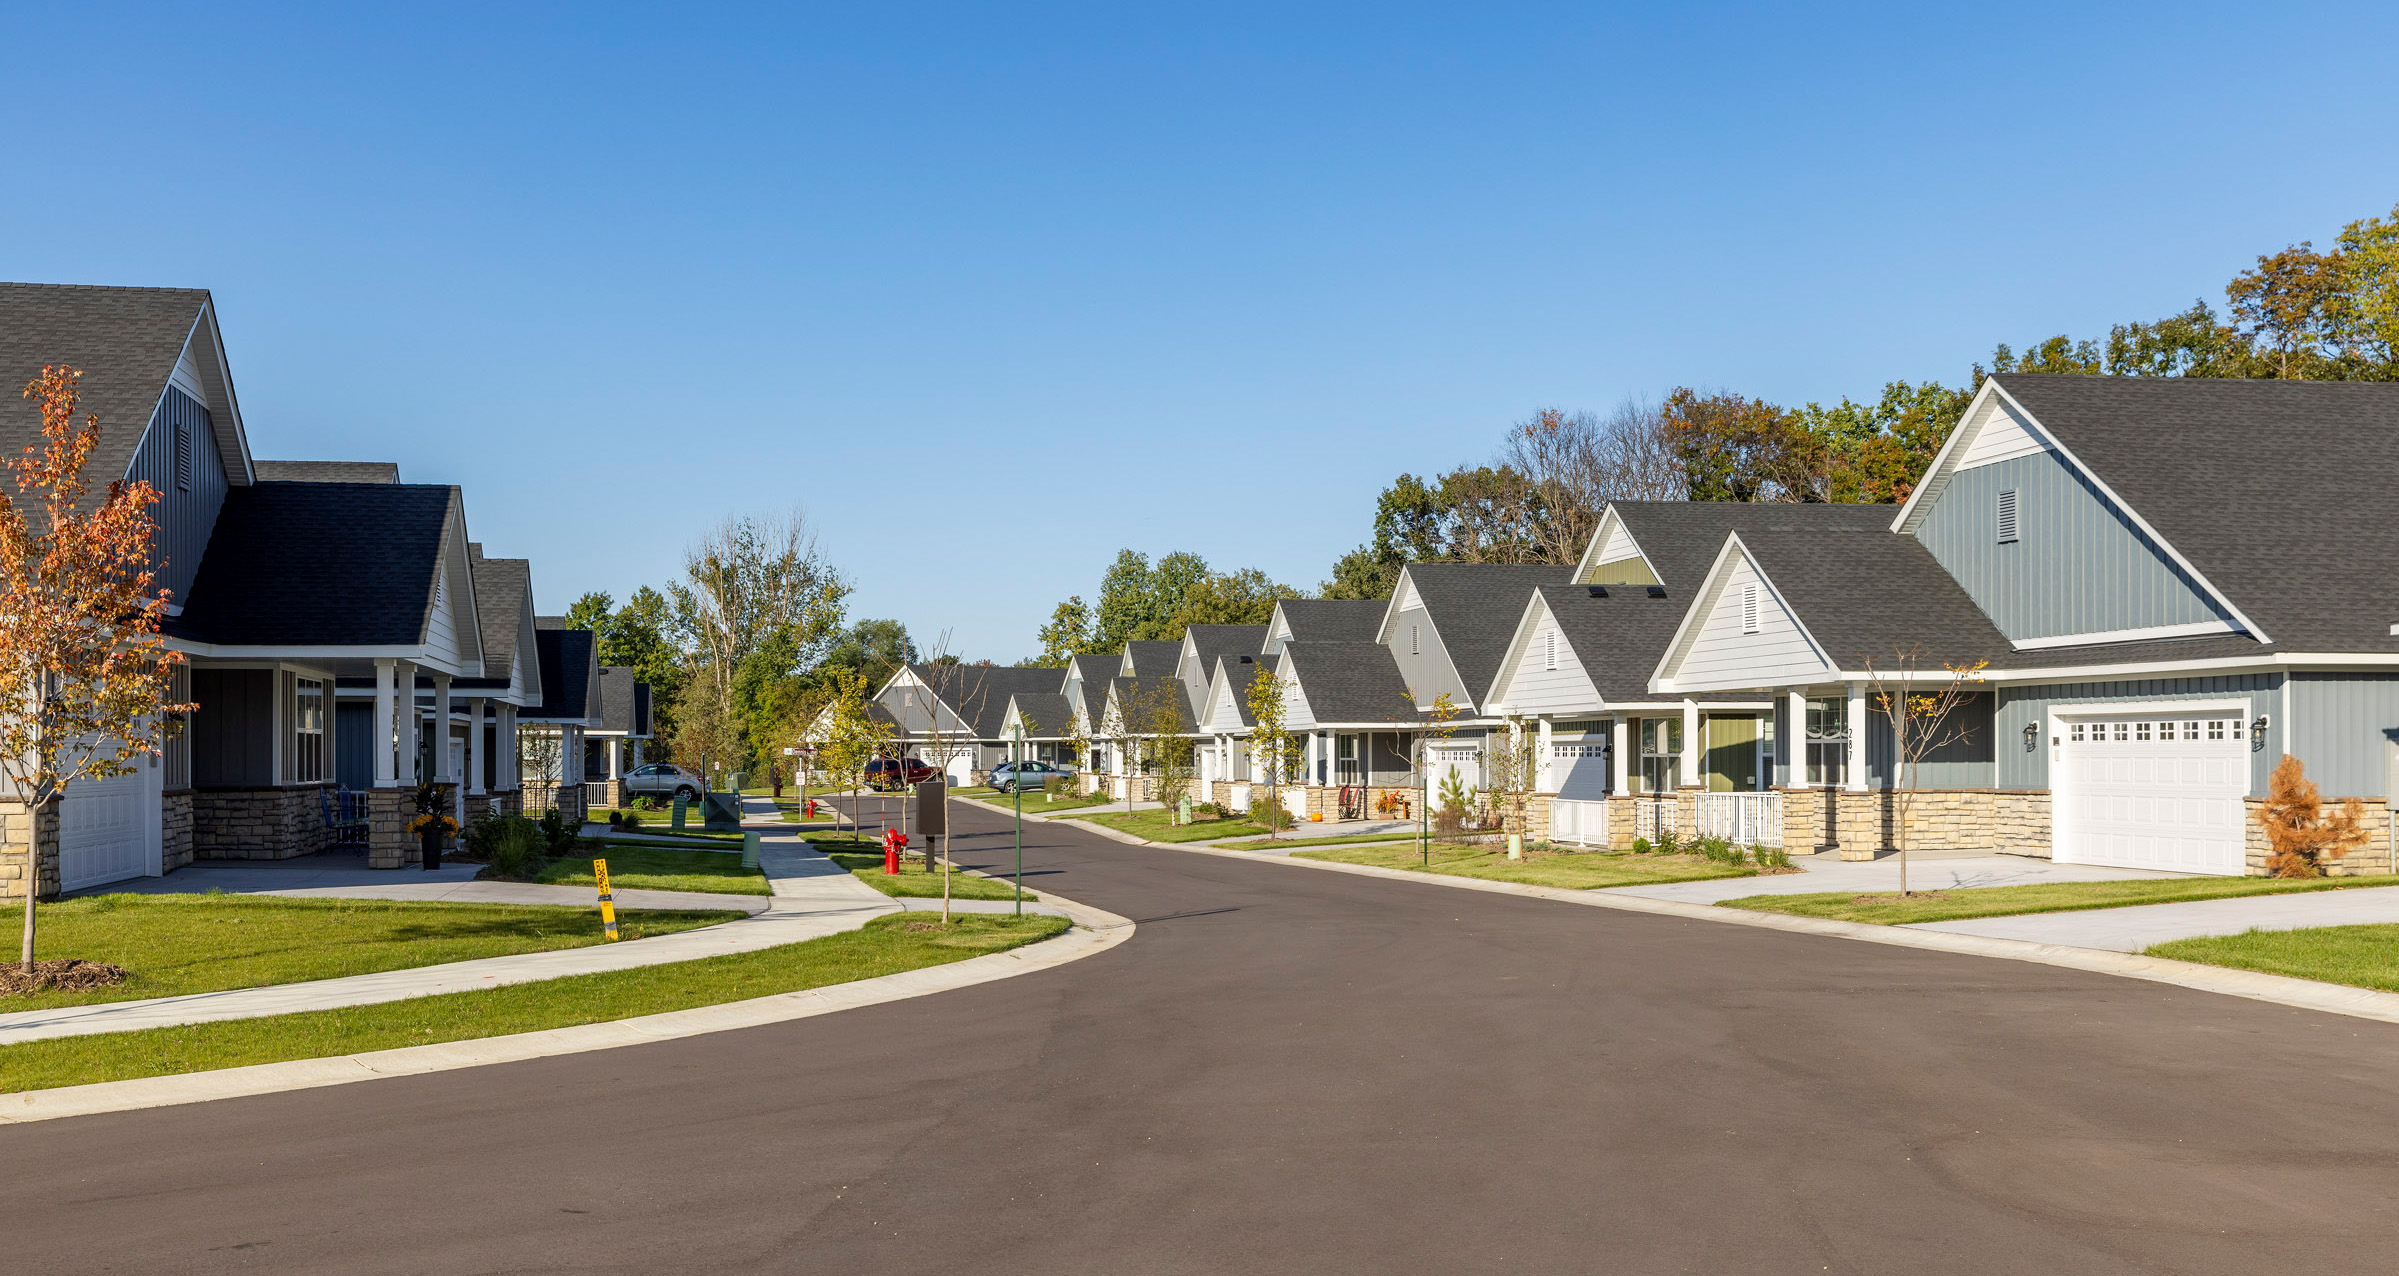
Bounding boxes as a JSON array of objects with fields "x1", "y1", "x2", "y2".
[{"x1": 594, "y1": 858, "x2": 621, "y2": 941}]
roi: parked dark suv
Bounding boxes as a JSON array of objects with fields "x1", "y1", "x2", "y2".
[{"x1": 864, "y1": 756, "x2": 939, "y2": 791}]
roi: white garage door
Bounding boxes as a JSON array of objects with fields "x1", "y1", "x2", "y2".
[
  {"x1": 1551, "y1": 740, "x2": 1611, "y2": 800},
  {"x1": 2054, "y1": 713, "x2": 2248, "y2": 876},
  {"x1": 60, "y1": 766, "x2": 156, "y2": 892}
]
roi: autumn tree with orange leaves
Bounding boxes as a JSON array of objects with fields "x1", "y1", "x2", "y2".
[{"x1": 3, "y1": 366, "x2": 190, "y2": 978}]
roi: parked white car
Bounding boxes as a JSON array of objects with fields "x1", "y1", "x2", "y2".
[{"x1": 623, "y1": 763, "x2": 705, "y2": 801}]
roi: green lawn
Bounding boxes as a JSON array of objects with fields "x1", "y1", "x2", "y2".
[
  {"x1": 0, "y1": 896, "x2": 743, "y2": 1013},
  {"x1": 1080, "y1": 808, "x2": 1274, "y2": 843},
  {"x1": 2147, "y1": 924, "x2": 2399, "y2": 992},
  {"x1": 534, "y1": 845, "x2": 770, "y2": 896},
  {"x1": 1219, "y1": 831, "x2": 1434, "y2": 851},
  {"x1": 822, "y1": 852, "x2": 1037, "y2": 901},
  {"x1": 971, "y1": 789, "x2": 1114, "y2": 813},
  {"x1": 0, "y1": 913, "x2": 1070, "y2": 1094},
  {"x1": 1294, "y1": 841, "x2": 1758, "y2": 890},
  {"x1": 1717, "y1": 873, "x2": 2399, "y2": 926}
]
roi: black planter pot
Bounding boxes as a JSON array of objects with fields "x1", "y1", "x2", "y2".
[{"x1": 420, "y1": 825, "x2": 443, "y2": 871}]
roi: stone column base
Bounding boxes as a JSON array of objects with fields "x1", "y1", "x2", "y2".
[
  {"x1": 365, "y1": 788, "x2": 417, "y2": 869},
  {"x1": 0, "y1": 798, "x2": 61, "y2": 902}
]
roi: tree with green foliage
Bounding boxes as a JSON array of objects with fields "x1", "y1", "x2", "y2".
[
  {"x1": 1245, "y1": 660, "x2": 1296, "y2": 838},
  {"x1": 566, "y1": 585, "x2": 685, "y2": 752},
  {"x1": 1032, "y1": 596, "x2": 1090, "y2": 666},
  {"x1": 1056, "y1": 550, "x2": 1301, "y2": 652}
]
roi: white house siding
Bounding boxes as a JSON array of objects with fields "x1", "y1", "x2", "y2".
[
  {"x1": 423, "y1": 566, "x2": 463, "y2": 668},
  {"x1": 1496, "y1": 607, "x2": 1602, "y2": 717},
  {"x1": 1669, "y1": 556, "x2": 1830, "y2": 691},
  {"x1": 1953, "y1": 395, "x2": 2053, "y2": 471}
]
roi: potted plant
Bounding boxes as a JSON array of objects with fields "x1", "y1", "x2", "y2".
[{"x1": 408, "y1": 781, "x2": 459, "y2": 870}]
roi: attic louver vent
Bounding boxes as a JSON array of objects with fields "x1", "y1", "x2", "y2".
[
  {"x1": 1997, "y1": 488, "x2": 2020, "y2": 544},
  {"x1": 1741, "y1": 584, "x2": 1760, "y2": 635},
  {"x1": 173, "y1": 411, "x2": 192, "y2": 492}
]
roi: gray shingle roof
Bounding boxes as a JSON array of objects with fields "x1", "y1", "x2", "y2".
[
  {"x1": 171, "y1": 481, "x2": 452, "y2": 647},
  {"x1": 1279, "y1": 642, "x2": 1424, "y2": 725},
  {"x1": 466, "y1": 545, "x2": 531, "y2": 685},
  {"x1": 1108, "y1": 674, "x2": 1196, "y2": 734},
  {"x1": 526, "y1": 625, "x2": 599, "y2": 721},
  {"x1": 908, "y1": 664, "x2": 1067, "y2": 739},
  {"x1": 1122, "y1": 640, "x2": 1181, "y2": 679},
  {"x1": 0, "y1": 283, "x2": 216, "y2": 500},
  {"x1": 596, "y1": 666, "x2": 650, "y2": 736},
  {"x1": 1609, "y1": 501, "x2": 1893, "y2": 592},
  {"x1": 1004, "y1": 692, "x2": 1072, "y2": 739},
  {"x1": 1530, "y1": 584, "x2": 1758, "y2": 706},
  {"x1": 1738, "y1": 530, "x2": 2012, "y2": 673},
  {"x1": 254, "y1": 460, "x2": 399, "y2": 483},
  {"x1": 1208, "y1": 655, "x2": 1273, "y2": 728},
  {"x1": 1184, "y1": 624, "x2": 1266, "y2": 672},
  {"x1": 1992, "y1": 373, "x2": 2399, "y2": 655},
  {"x1": 1399, "y1": 563, "x2": 1573, "y2": 705},
  {"x1": 1273, "y1": 598, "x2": 1386, "y2": 644}
]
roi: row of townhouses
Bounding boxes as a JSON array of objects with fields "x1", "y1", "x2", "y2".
[
  {"x1": 1, "y1": 283, "x2": 653, "y2": 900},
  {"x1": 863, "y1": 374, "x2": 2399, "y2": 878}
]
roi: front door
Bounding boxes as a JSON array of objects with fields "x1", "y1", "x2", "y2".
[{"x1": 1705, "y1": 716, "x2": 1759, "y2": 792}]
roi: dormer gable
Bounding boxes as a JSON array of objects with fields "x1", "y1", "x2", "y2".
[
  {"x1": 1486, "y1": 591, "x2": 1601, "y2": 714},
  {"x1": 1573, "y1": 505, "x2": 1661, "y2": 587},
  {"x1": 1652, "y1": 534, "x2": 1835, "y2": 694}
]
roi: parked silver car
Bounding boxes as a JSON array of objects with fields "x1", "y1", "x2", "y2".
[
  {"x1": 989, "y1": 760, "x2": 1073, "y2": 794},
  {"x1": 623, "y1": 763, "x2": 705, "y2": 801}
]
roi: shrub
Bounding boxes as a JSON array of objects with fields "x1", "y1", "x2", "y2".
[
  {"x1": 1694, "y1": 836, "x2": 1746, "y2": 866},
  {"x1": 536, "y1": 807, "x2": 578, "y2": 855},
  {"x1": 1654, "y1": 830, "x2": 1683, "y2": 857},
  {"x1": 2258, "y1": 754, "x2": 2367, "y2": 878},
  {"x1": 1045, "y1": 775, "x2": 1072, "y2": 796},
  {"x1": 1754, "y1": 845, "x2": 1791, "y2": 870},
  {"x1": 487, "y1": 815, "x2": 546, "y2": 879},
  {"x1": 1630, "y1": 837, "x2": 1653, "y2": 855}
]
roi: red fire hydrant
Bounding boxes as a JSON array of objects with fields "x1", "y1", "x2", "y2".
[{"x1": 883, "y1": 826, "x2": 907, "y2": 874}]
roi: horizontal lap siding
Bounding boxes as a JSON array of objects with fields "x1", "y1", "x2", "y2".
[
  {"x1": 1916, "y1": 450, "x2": 2232, "y2": 642},
  {"x1": 1502, "y1": 610, "x2": 1601, "y2": 716},
  {"x1": 1675, "y1": 557, "x2": 1825, "y2": 687},
  {"x1": 1995, "y1": 675, "x2": 2280, "y2": 795}
]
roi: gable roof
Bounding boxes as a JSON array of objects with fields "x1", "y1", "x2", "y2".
[
  {"x1": 254, "y1": 460, "x2": 400, "y2": 483},
  {"x1": 1511, "y1": 583, "x2": 1758, "y2": 706},
  {"x1": 1277, "y1": 642, "x2": 1424, "y2": 726},
  {"x1": 1204, "y1": 654, "x2": 1273, "y2": 729},
  {"x1": 1121, "y1": 640, "x2": 1181, "y2": 679},
  {"x1": 595, "y1": 666, "x2": 650, "y2": 736},
  {"x1": 1003, "y1": 691, "x2": 1073, "y2": 739},
  {"x1": 1952, "y1": 374, "x2": 2399, "y2": 654},
  {"x1": 527, "y1": 620, "x2": 601, "y2": 722},
  {"x1": 1271, "y1": 598, "x2": 1386, "y2": 647},
  {"x1": 908, "y1": 664, "x2": 1067, "y2": 739},
  {"x1": 1605, "y1": 502, "x2": 1894, "y2": 593},
  {"x1": 465, "y1": 544, "x2": 534, "y2": 687},
  {"x1": 1183, "y1": 624, "x2": 1266, "y2": 673},
  {"x1": 0, "y1": 283, "x2": 250, "y2": 497},
  {"x1": 171, "y1": 481, "x2": 457, "y2": 649},
  {"x1": 1384, "y1": 563, "x2": 1572, "y2": 705}
]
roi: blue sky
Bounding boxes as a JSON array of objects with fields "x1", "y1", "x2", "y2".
[{"x1": 5, "y1": 3, "x2": 2394, "y2": 659}]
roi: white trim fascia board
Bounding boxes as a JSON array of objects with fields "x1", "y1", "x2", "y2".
[
  {"x1": 1975, "y1": 652, "x2": 2399, "y2": 683},
  {"x1": 1572, "y1": 503, "x2": 1663, "y2": 585},
  {"x1": 1372, "y1": 566, "x2": 1410, "y2": 646},
  {"x1": 174, "y1": 643, "x2": 470, "y2": 673},
  {"x1": 1648, "y1": 532, "x2": 1837, "y2": 695},
  {"x1": 195, "y1": 300, "x2": 254, "y2": 483},
  {"x1": 1890, "y1": 379, "x2": 2009, "y2": 534},
  {"x1": 1897, "y1": 380, "x2": 2271, "y2": 646},
  {"x1": 2045, "y1": 697, "x2": 2250, "y2": 718},
  {"x1": 2010, "y1": 620, "x2": 2241, "y2": 651}
]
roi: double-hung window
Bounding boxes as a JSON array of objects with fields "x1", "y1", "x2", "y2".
[
  {"x1": 292, "y1": 677, "x2": 326, "y2": 783},
  {"x1": 1637, "y1": 718, "x2": 1683, "y2": 792},
  {"x1": 1805, "y1": 695, "x2": 1849, "y2": 785}
]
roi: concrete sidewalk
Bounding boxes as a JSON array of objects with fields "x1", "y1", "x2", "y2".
[
  {"x1": 1601, "y1": 852, "x2": 2193, "y2": 905},
  {"x1": 0, "y1": 825, "x2": 899, "y2": 1046},
  {"x1": 1909, "y1": 883, "x2": 2399, "y2": 951}
]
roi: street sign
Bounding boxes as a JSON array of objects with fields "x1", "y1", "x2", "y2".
[{"x1": 915, "y1": 780, "x2": 947, "y2": 834}]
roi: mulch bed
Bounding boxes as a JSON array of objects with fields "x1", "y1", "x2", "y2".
[{"x1": 0, "y1": 958, "x2": 130, "y2": 997}]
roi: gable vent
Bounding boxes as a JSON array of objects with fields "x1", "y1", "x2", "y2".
[
  {"x1": 1543, "y1": 629, "x2": 1557, "y2": 671},
  {"x1": 173, "y1": 410, "x2": 192, "y2": 492},
  {"x1": 1410, "y1": 624, "x2": 1419, "y2": 656},
  {"x1": 1997, "y1": 488, "x2": 2020, "y2": 544},
  {"x1": 1740, "y1": 584, "x2": 1760, "y2": 635}
]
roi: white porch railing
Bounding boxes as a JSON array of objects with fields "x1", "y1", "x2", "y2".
[
  {"x1": 1695, "y1": 791, "x2": 1782, "y2": 847},
  {"x1": 1631, "y1": 798, "x2": 1680, "y2": 842},
  {"x1": 1228, "y1": 782, "x2": 1253, "y2": 813},
  {"x1": 1548, "y1": 798, "x2": 1609, "y2": 847}
]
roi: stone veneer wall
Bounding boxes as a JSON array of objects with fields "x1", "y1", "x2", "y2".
[
  {"x1": 193, "y1": 785, "x2": 334, "y2": 861},
  {"x1": 2247, "y1": 796, "x2": 2397, "y2": 877},
  {"x1": 1771, "y1": 788, "x2": 2050, "y2": 861},
  {"x1": 0, "y1": 798, "x2": 60, "y2": 901},
  {"x1": 161, "y1": 791, "x2": 194, "y2": 872},
  {"x1": 494, "y1": 788, "x2": 524, "y2": 818},
  {"x1": 365, "y1": 788, "x2": 417, "y2": 869}
]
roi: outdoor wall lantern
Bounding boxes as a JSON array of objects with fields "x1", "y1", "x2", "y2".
[
  {"x1": 2022, "y1": 721, "x2": 2039, "y2": 752},
  {"x1": 2253, "y1": 715, "x2": 2271, "y2": 738}
]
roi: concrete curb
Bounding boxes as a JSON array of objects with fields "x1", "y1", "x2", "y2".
[
  {"x1": 1093, "y1": 831, "x2": 2399, "y2": 1027},
  {"x1": 0, "y1": 893, "x2": 1133, "y2": 1125}
]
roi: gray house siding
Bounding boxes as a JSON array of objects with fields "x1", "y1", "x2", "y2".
[
  {"x1": 335, "y1": 701, "x2": 375, "y2": 791},
  {"x1": 1859, "y1": 693, "x2": 1995, "y2": 789},
  {"x1": 191, "y1": 667, "x2": 275, "y2": 787},
  {"x1": 125, "y1": 385, "x2": 228, "y2": 609},
  {"x1": 2286, "y1": 673, "x2": 2399, "y2": 800},
  {"x1": 1993, "y1": 675, "x2": 2281, "y2": 794},
  {"x1": 1913, "y1": 450, "x2": 2234, "y2": 642},
  {"x1": 1387, "y1": 606, "x2": 1465, "y2": 709}
]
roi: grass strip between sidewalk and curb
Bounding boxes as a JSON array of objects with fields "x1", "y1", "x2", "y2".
[
  {"x1": 1218, "y1": 831, "x2": 1434, "y2": 852},
  {"x1": 0, "y1": 897, "x2": 741, "y2": 1013},
  {"x1": 531, "y1": 845, "x2": 771, "y2": 896},
  {"x1": 0, "y1": 913, "x2": 1069, "y2": 1095},
  {"x1": 2146, "y1": 923, "x2": 2399, "y2": 993},
  {"x1": 823, "y1": 853, "x2": 1039, "y2": 902},
  {"x1": 1081, "y1": 809, "x2": 1275, "y2": 843},
  {"x1": 1717, "y1": 873, "x2": 2399, "y2": 925},
  {"x1": 1294, "y1": 841, "x2": 1757, "y2": 890}
]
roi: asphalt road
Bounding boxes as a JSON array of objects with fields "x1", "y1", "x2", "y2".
[{"x1": 12, "y1": 799, "x2": 2399, "y2": 1274}]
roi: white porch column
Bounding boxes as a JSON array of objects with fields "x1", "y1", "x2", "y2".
[
  {"x1": 607, "y1": 737, "x2": 622, "y2": 780},
  {"x1": 501, "y1": 704, "x2": 519, "y2": 789},
  {"x1": 1536, "y1": 716, "x2": 1554, "y2": 793},
  {"x1": 1610, "y1": 716, "x2": 1631, "y2": 796},
  {"x1": 1846, "y1": 681, "x2": 1868, "y2": 792},
  {"x1": 397, "y1": 660, "x2": 420, "y2": 786},
  {"x1": 466, "y1": 697, "x2": 487, "y2": 795},
  {"x1": 1787, "y1": 690, "x2": 1810, "y2": 790},
  {"x1": 431, "y1": 673, "x2": 454, "y2": 783},
  {"x1": 372, "y1": 659, "x2": 399, "y2": 788},
  {"x1": 1680, "y1": 699, "x2": 1702, "y2": 790}
]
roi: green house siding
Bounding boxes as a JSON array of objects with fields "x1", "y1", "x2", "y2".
[{"x1": 1914, "y1": 450, "x2": 2236, "y2": 642}]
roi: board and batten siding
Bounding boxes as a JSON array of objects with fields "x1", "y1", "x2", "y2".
[
  {"x1": 2285, "y1": 673, "x2": 2399, "y2": 800},
  {"x1": 1386, "y1": 604, "x2": 1468, "y2": 710},
  {"x1": 1858, "y1": 694, "x2": 1995, "y2": 790},
  {"x1": 124, "y1": 385, "x2": 228, "y2": 609},
  {"x1": 1494, "y1": 607, "x2": 1602, "y2": 716},
  {"x1": 1993, "y1": 675, "x2": 2280, "y2": 794},
  {"x1": 1668, "y1": 555, "x2": 1829, "y2": 691},
  {"x1": 1913, "y1": 448, "x2": 2235, "y2": 643},
  {"x1": 190, "y1": 667, "x2": 275, "y2": 788}
]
